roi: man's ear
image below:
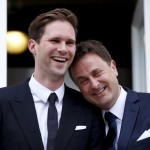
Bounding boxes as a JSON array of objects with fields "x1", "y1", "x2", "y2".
[
  {"x1": 28, "y1": 39, "x2": 37, "y2": 55},
  {"x1": 111, "y1": 60, "x2": 118, "y2": 77}
]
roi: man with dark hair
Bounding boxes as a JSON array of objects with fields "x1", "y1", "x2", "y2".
[{"x1": 69, "y1": 39, "x2": 150, "y2": 150}]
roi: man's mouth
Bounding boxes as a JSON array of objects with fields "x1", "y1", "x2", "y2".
[
  {"x1": 52, "y1": 56, "x2": 67, "y2": 62},
  {"x1": 93, "y1": 86, "x2": 106, "y2": 95}
]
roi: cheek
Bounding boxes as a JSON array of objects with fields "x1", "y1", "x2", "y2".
[
  {"x1": 79, "y1": 85, "x2": 89, "y2": 95},
  {"x1": 70, "y1": 48, "x2": 76, "y2": 57}
]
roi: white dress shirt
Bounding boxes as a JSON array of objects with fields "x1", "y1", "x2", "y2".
[
  {"x1": 29, "y1": 75, "x2": 64, "y2": 150},
  {"x1": 102, "y1": 86, "x2": 127, "y2": 150}
]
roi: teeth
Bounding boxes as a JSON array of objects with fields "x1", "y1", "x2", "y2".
[
  {"x1": 99, "y1": 88, "x2": 104, "y2": 93},
  {"x1": 53, "y1": 57, "x2": 66, "y2": 62},
  {"x1": 93, "y1": 87, "x2": 105, "y2": 95}
]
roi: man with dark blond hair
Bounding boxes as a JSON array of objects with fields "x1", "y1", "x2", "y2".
[{"x1": 0, "y1": 9, "x2": 103, "y2": 150}]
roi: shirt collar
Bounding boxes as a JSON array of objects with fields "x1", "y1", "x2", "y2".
[
  {"x1": 102, "y1": 86, "x2": 127, "y2": 121},
  {"x1": 29, "y1": 75, "x2": 65, "y2": 104}
]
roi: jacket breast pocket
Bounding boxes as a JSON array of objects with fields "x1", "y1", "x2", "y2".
[
  {"x1": 73, "y1": 128, "x2": 88, "y2": 137},
  {"x1": 129, "y1": 137, "x2": 150, "y2": 150}
]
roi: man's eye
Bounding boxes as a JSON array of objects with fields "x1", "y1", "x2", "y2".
[
  {"x1": 95, "y1": 72, "x2": 101, "y2": 77},
  {"x1": 50, "y1": 40, "x2": 59, "y2": 43},
  {"x1": 79, "y1": 79, "x2": 88, "y2": 85},
  {"x1": 67, "y1": 42, "x2": 75, "y2": 46},
  {"x1": 93, "y1": 71, "x2": 103, "y2": 77}
]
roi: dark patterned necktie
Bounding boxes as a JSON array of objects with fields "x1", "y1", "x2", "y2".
[
  {"x1": 103, "y1": 112, "x2": 117, "y2": 150},
  {"x1": 47, "y1": 93, "x2": 58, "y2": 150}
]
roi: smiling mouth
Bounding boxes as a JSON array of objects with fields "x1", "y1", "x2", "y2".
[
  {"x1": 93, "y1": 86, "x2": 106, "y2": 95},
  {"x1": 52, "y1": 56, "x2": 67, "y2": 62}
]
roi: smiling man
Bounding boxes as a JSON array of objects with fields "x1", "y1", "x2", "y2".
[
  {"x1": 69, "y1": 39, "x2": 150, "y2": 150},
  {"x1": 0, "y1": 9, "x2": 103, "y2": 150}
]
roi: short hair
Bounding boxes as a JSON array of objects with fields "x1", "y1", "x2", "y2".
[
  {"x1": 28, "y1": 8, "x2": 78, "y2": 43},
  {"x1": 69, "y1": 40, "x2": 112, "y2": 81}
]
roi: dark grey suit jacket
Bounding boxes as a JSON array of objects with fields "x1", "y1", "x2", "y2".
[{"x1": 0, "y1": 79, "x2": 104, "y2": 150}]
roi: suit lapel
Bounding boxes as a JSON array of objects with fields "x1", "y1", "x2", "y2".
[
  {"x1": 11, "y1": 80, "x2": 44, "y2": 150},
  {"x1": 118, "y1": 88, "x2": 140, "y2": 150},
  {"x1": 54, "y1": 86, "x2": 82, "y2": 150}
]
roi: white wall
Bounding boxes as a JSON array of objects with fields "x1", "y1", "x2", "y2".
[
  {"x1": 0, "y1": 0, "x2": 7, "y2": 87},
  {"x1": 131, "y1": 0, "x2": 150, "y2": 92}
]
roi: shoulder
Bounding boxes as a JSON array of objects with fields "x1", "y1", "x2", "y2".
[
  {"x1": 65, "y1": 85, "x2": 81, "y2": 94},
  {"x1": 0, "y1": 85, "x2": 18, "y2": 97},
  {"x1": 0, "y1": 79, "x2": 29, "y2": 100},
  {"x1": 65, "y1": 85, "x2": 84, "y2": 100},
  {"x1": 65, "y1": 85, "x2": 99, "y2": 109},
  {"x1": 124, "y1": 86, "x2": 150, "y2": 105}
]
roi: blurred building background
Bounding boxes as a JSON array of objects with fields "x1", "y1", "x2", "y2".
[{"x1": 2, "y1": 0, "x2": 150, "y2": 92}]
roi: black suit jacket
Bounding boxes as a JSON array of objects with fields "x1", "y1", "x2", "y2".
[
  {"x1": 101, "y1": 87, "x2": 150, "y2": 150},
  {"x1": 0, "y1": 79, "x2": 104, "y2": 150}
]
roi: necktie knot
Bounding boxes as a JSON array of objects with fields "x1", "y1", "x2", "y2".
[
  {"x1": 105, "y1": 112, "x2": 117, "y2": 124},
  {"x1": 48, "y1": 93, "x2": 57, "y2": 105}
]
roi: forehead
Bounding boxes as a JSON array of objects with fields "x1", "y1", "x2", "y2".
[
  {"x1": 76, "y1": 53, "x2": 106, "y2": 66},
  {"x1": 45, "y1": 20, "x2": 74, "y2": 32},
  {"x1": 42, "y1": 20, "x2": 76, "y2": 41},
  {"x1": 72, "y1": 53, "x2": 108, "y2": 74}
]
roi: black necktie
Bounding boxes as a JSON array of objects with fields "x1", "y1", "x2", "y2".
[
  {"x1": 103, "y1": 112, "x2": 117, "y2": 150},
  {"x1": 47, "y1": 93, "x2": 58, "y2": 150}
]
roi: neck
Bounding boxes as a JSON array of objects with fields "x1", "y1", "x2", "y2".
[{"x1": 34, "y1": 73, "x2": 64, "y2": 91}]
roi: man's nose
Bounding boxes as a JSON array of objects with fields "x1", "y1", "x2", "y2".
[
  {"x1": 90, "y1": 78, "x2": 99, "y2": 89},
  {"x1": 58, "y1": 42, "x2": 68, "y2": 54}
]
